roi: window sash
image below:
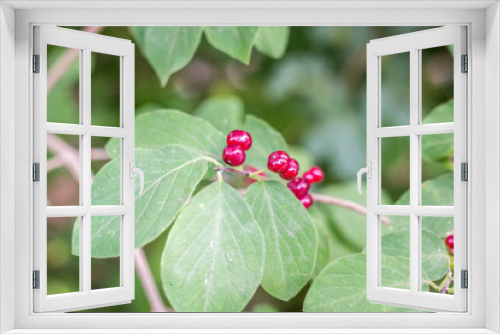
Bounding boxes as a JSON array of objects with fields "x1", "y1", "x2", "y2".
[
  {"x1": 32, "y1": 25, "x2": 136, "y2": 313},
  {"x1": 366, "y1": 26, "x2": 468, "y2": 312}
]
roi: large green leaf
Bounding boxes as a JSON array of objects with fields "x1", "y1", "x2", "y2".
[
  {"x1": 130, "y1": 27, "x2": 203, "y2": 87},
  {"x1": 255, "y1": 27, "x2": 290, "y2": 59},
  {"x1": 304, "y1": 254, "x2": 414, "y2": 312},
  {"x1": 245, "y1": 181, "x2": 317, "y2": 301},
  {"x1": 204, "y1": 27, "x2": 258, "y2": 64},
  {"x1": 162, "y1": 179, "x2": 265, "y2": 312},
  {"x1": 422, "y1": 100, "x2": 454, "y2": 162},
  {"x1": 106, "y1": 109, "x2": 226, "y2": 159},
  {"x1": 193, "y1": 95, "x2": 244, "y2": 134},
  {"x1": 392, "y1": 174, "x2": 454, "y2": 238},
  {"x1": 381, "y1": 230, "x2": 449, "y2": 282},
  {"x1": 73, "y1": 145, "x2": 207, "y2": 257},
  {"x1": 318, "y1": 182, "x2": 392, "y2": 251},
  {"x1": 309, "y1": 206, "x2": 336, "y2": 279},
  {"x1": 243, "y1": 115, "x2": 288, "y2": 170},
  {"x1": 423, "y1": 99, "x2": 453, "y2": 124}
]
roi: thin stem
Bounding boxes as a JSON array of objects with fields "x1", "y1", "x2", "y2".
[
  {"x1": 439, "y1": 269, "x2": 452, "y2": 294},
  {"x1": 249, "y1": 168, "x2": 268, "y2": 177},
  {"x1": 310, "y1": 193, "x2": 391, "y2": 225},
  {"x1": 425, "y1": 280, "x2": 440, "y2": 291},
  {"x1": 215, "y1": 166, "x2": 264, "y2": 181},
  {"x1": 135, "y1": 249, "x2": 174, "y2": 312},
  {"x1": 237, "y1": 187, "x2": 389, "y2": 225},
  {"x1": 46, "y1": 133, "x2": 84, "y2": 182},
  {"x1": 47, "y1": 26, "x2": 104, "y2": 92}
]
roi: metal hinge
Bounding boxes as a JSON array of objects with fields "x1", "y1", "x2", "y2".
[
  {"x1": 461, "y1": 162, "x2": 468, "y2": 181},
  {"x1": 33, "y1": 270, "x2": 40, "y2": 289},
  {"x1": 33, "y1": 163, "x2": 40, "y2": 182},
  {"x1": 461, "y1": 54, "x2": 468, "y2": 73},
  {"x1": 461, "y1": 270, "x2": 468, "y2": 289},
  {"x1": 33, "y1": 54, "x2": 40, "y2": 73}
]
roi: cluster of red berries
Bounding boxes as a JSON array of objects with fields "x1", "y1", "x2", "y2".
[
  {"x1": 221, "y1": 130, "x2": 325, "y2": 209},
  {"x1": 222, "y1": 130, "x2": 252, "y2": 167},
  {"x1": 267, "y1": 151, "x2": 324, "y2": 209},
  {"x1": 445, "y1": 234, "x2": 454, "y2": 255}
]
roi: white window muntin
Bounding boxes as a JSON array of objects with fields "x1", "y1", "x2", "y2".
[
  {"x1": 33, "y1": 26, "x2": 135, "y2": 313},
  {"x1": 366, "y1": 26, "x2": 468, "y2": 312}
]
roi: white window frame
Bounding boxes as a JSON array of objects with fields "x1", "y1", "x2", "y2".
[
  {"x1": 0, "y1": 1, "x2": 499, "y2": 334},
  {"x1": 366, "y1": 26, "x2": 467, "y2": 312},
  {"x1": 33, "y1": 26, "x2": 136, "y2": 313}
]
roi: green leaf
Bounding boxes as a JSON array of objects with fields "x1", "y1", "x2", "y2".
[
  {"x1": 423, "y1": 99, "x2": 453, "y2": 124},
  {"x1": 304, "y1": 254, "x2": 414, "y2": 312},
  {"x1": 106, "y1": 109, "x2": 226, "y2": 159},
  {"x1": 243, "y1": 115, "x2": 288, "y2": 170},
  {"x1": 255, "y1": 27, "x2": 290, "y2": 59},
  {"x1": 130, "y1": 27, "x2": 203, "y2": 87},
  {"x1": 318, "y1": 182, "x2": 392, "y2": 251},
  {"x1": 392, "y1": 174, "x2": 454, "y2": 238},
  {"x1": 422, "y1": 100, "x2": 454, "y2": 162},
  {"x1": 245, "y1": 181, "x2": 317, "y2": 301},
  {"x1": 309, "y1": 206, "x2": 335, "y2": 279},
  {"x1": 381, "y1": 230, "x2": 449, "y2": 282},
  {"x1": 204, "y1": 27, "x2": 258, "y2": 64},
  {"x1": 193, "y1": 95, "x2": 244, "y2": 134},
  {"x1": 73, "y1": 145, "x2": 207, "y2": 257},
  {"x1": 162, "y1": 179, "x2": 265, "y2": 312},
  {"x1": 422, "y1": 133, "x2": 453, "y2": 161},
  {"x1": 252, "y1": 303, "x2": 278, "y2": 312}
]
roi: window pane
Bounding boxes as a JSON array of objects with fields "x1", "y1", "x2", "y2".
[
  {"x1": 47, "y1": 134, "x2": 80, "y2": 206},
  {"x1": 381, "y1": 52, "x2": 410, "y2": 127},
  {"x1": 91, "y1": 52, "x2": 121, "y2": 127},
  {"x1": 421, "y1": 46, "x2": 454, "y2": 122},
  {"x1": 381, "y1": 136, "x2": 410, "y2": 205},
  {"x1": 47, "y1": 217, "x2": 80, "y2": 295},
  {"x1": 91, "y1": 136, "x2": 120, "y2": 206},
  {"x1": 380, "y1": 215, "x2": 410, "y2": 290},
  {"x1": 421, "y1": 133, "x2": 454, "y2": 206},
  {"x1": 47, "y1": 45, "x2": 80, "y2": 124},
  {"x1": 421, "y1": 217, "x2": 454, "y2": 295},
  {"x1": 91, "y1": 215, "x2": 121, "y2": 290}
]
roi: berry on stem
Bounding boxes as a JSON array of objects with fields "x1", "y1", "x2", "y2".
[
  {"x1": 445, "y1": 235, "x2": 454, "y2": 250},
  {"x1": 298, "y1": 194, "x2": 313, "y2": 209},
  {"x1": 303, "y1": 166, "x2": 324, "y2": 184},
  {"x1": 222, "y1": 144, "x2": 246, "y2": 167},
  {"x1": 287, "y1": 178, "x2": 310, "y2": 198},
  {"x1": 267, "y1": 151, "x2": 290, "y2": 173},
  {"x1": 227, "y1": 130, "x2": 252, "y2": 151},
  {"x1": 280, "y1": 158, "x2": 299, "y2": 180}
]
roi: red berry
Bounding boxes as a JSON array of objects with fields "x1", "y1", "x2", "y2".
[
  {"x1": 267, "y1": 151, "x2": 290, "y2": 173},
  {"x1": 298, "y1": 194, "x2": 313, "y2": 209},
  {"x1": 222, "y1": 144, "x2": 245, "y2": 166},
  {"x1": 445, "y1": 235, "x2": 454, "y2": 250},
  {"x1": 303, "y1": 166, "x2": 324, "y2": 183},
  {"x1": 280, "y1": 158, "x2": 299, "y2": 180},
  {"x1": 227, "y1": 130, "x2": 252, "y2": 151},
  {"x1": 287, "y1": 178, "x2": 310, "y2": 198}
]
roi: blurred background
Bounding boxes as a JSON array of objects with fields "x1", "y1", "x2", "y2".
[{"x1": 46, "y1": 26, "x2": 453, "y2": 312}]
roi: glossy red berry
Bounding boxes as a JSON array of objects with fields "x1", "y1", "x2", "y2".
[
  {"x1": 280, "y1": 158, "x2": 299, "y2": 180},
  {"x1": 287, "y1": 178, "x2": 310, "y2": 198},
  {"x1": 222, "y1": 144, "x2": 245, "y2": 166},
  {"x1": 445, "y1": 235, "x2": 454, "y2": 250},
  {"x1": 267, "y1": 151, "x2": 290, "y2": 173},
  {"x1": 298, "y1": 194, "x2": 313, "y2": 209},
  {"x1": 303, "y1": 166, "x2": 324, "y2": 184},
  {"x1": 227, "y1": 130, "x2": 252, "y2": 151}
]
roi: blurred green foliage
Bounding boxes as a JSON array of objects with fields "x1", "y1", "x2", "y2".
[{"x1": 46, "y1": 26, "x2": 455, "y2": 313}]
